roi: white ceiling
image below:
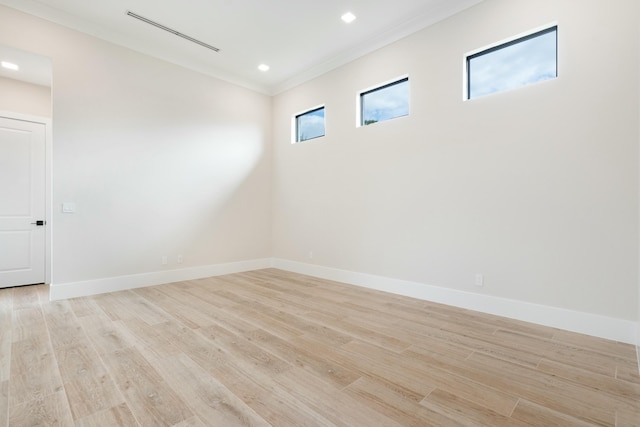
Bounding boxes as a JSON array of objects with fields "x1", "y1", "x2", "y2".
[
  {"x1": 0, "y1": 45, "x2": 51, "y2": 87},
  {"x1": 0, "y1": 0, "x2": 483, "y2": 94}
]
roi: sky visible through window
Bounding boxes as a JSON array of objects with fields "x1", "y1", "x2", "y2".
[
  {"x1": 468, "y1": 28, "x2": 557, "y2": 99},
  {"x1": 361, "y1": 78, "x2": 409, "y2": 125},
  {"x1": 296, "y1": 107, "x2": 325, "y2": 142}
]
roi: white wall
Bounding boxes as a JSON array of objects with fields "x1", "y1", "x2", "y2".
[
  {"x1": 0, "y1": 76, "x2": 51, "y2": 117},
  {"x1": 1, "y1": 1, "x2": 638, "y2": 343},
  {"x1": 0, "y1": 6, "x2": 273, "y2": 286},
  {"x1": 273, "y1": 0, "x2": 640, "y2": 324}
]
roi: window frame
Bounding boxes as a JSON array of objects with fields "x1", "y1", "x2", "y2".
[
  {"x1": 357, "y1": 75, "x2": 409, "y2": 127},
  {"x1": 465, "y1": 24, "x2": 558, "y2": 100},
  {"x1": 292, "y1": 105, "x2": 326, "y2": 144}
]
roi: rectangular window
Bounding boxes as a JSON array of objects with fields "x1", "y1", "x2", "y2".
[
  {"x1": 466, "y1": 26, "x2": 557, "y2": 99},
  {"x1": 294, "y1": 106, "x2": 325, "y2": 143},
  {"x1": 359, "y1": 77, "x2": 409, "y2": 126}
]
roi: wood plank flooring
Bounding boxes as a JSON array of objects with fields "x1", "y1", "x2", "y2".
[{"x1": 1, "y1": 268, "x2": 639, "y2": 426}]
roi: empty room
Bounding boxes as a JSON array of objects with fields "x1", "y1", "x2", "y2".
[{"x1": 1, "y1": 0, "x2": 639, "y2": 425}]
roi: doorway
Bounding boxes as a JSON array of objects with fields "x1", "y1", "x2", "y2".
[
  {"x1": 0, "y1": 45, "x2": 52, "y2": 288},
  {"x1": 0, "y1": 116, "x2": 47, "y2": 287}
]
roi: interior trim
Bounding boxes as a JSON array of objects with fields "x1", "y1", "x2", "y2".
[
  {"x1": 49, "y1": 258, "x2": 271, "y2": 301},
  {"x1": 272, "y1": 258, "x2": 638, "y2": 345}
]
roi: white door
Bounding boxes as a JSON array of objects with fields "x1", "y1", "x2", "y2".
[{"x1": 0, "y1": 116, "x2": 46, "y2": 288}]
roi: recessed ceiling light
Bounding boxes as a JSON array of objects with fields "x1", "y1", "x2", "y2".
[
  {"x1": 258, "y1": 64, "x2": 270, "y2": 72},
  {"x1": 341, "y1": 12, "x2": 356, "y2": 23},
  {"x1": 1, "y1": 61, "x2": 19, "y2": 71}
]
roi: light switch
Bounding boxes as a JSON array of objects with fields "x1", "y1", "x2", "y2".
[{"x1": 62, "y1": 202, "x2": 76, "y2": 213}]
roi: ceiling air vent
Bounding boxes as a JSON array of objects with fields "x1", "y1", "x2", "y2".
[{"x1": 126, "y1": 11, "x2": 220, "y2": 52}]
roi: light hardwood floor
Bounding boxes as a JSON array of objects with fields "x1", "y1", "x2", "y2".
[{"x1": 1, "y1": 268, "x2": 639, "y2": 426}]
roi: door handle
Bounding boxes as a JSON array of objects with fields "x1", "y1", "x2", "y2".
[{"x1": 31, "y1": 220, "x2": 46, "y2": 226}]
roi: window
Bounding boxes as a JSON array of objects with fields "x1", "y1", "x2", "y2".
[
  {"x1": 294, "y1": 106, "x2": 325, "y2": 143},
  {"x1": 466, "y1": 26, "x2": 557, "y2": 99},
  {"x1": 359, "y1": 77, "x2": 409, "y2": 126}
]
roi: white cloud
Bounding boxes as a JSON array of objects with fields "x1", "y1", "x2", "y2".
[
  {"x1": 469, "y1": 30, "x2": 556, "y2": 98},
  {"x1": 298, "y1": 110, "x2": 325, "y2": 141},
  {"x1": 363, "y1": 80, "x2": 409, "y2": 123}
]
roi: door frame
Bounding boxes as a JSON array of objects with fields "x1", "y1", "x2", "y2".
[{"x1": 0, "y1": 110, "x2": 52, "y2": 286}]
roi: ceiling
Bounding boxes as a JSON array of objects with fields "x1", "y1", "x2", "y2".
[
  {"x1": 0, "y1": 44, "x2": 51, "y2": 87},
  {"x1": 0, "y1": 0, "x2": 483, "y2": 94}
]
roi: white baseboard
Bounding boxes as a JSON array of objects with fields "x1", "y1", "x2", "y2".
[
  {"x1": 272, "y1": 258, "x2": 638, "y2": 345},
  {"x1": 49, "y1": 258, "x2": 272, "y2": 301},
  {"x1": 49, "y1": 256, "x2": 638, "y2": 346}
]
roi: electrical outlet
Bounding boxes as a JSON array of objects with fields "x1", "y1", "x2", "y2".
[
  {"x1": 308, "y1": 251, "x2": 313, "y2": 260},
  {"x1": 177, "y1": 254, "x2": 183, "y2": 264},
  {"x1": 475, "y1": 274, "x2": 484, "y2": 287},
  {"x1": 161, "y1": 256, "x2": 168, "y2": 265}
]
